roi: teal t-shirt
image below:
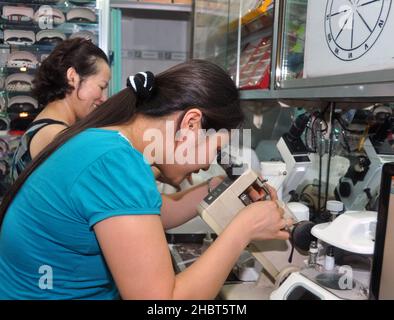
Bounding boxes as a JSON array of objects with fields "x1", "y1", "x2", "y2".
[{"x1": 0, "y1": 128, "x2": 162, "y2": 300}]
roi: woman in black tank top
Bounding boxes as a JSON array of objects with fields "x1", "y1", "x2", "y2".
[{"x1": 11, "y1": 38, "x2": 110, "y2": 182}]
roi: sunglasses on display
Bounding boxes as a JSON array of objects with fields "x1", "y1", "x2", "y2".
[
  {"x1": 36, "y1": 30, "x2": 66, "y2": 45},
  {"x1": 7, "y1": 51, "x2": 38, "y2": 69},
  {"x1": 8, "y1": 96, "x2": 38, "y2": 114},
  {"x1": 4, "y1": 30, "x2": 36, "y2": 46},
  {"x1": 2, "y1": 6, "x2": 34, "y2": 22},
  {"x1": 5, "y1": 74, "x2": 34, "y2": 92},
  {"x1": 66, "y1": 8, "x2": 96, "y2": 23},
  {"x1": 5, "y1": 37, "x2": 35, "y2": 45}
]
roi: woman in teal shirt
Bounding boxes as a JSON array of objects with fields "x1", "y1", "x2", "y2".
[{"x1": 0, "y1": 60, "x2": 291, "y2": 299}]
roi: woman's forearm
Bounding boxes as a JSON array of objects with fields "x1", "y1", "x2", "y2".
[
  {"x1": 172, "y1": 219, "x2": 249, "y2": 299},
  {"x1": 160, "y1": 181, "x2": 209, "y2": 229}
]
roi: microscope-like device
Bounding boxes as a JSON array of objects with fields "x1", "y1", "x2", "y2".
[
  {"x1": 276, "y1": 112, "x2": 313, "y2": 202},
  {"x1": 198, "y1": 169, "x2": 303, "y2": 300},
  {"x1": 336, "y1": 108, "x2": 394, "y2": 210},
  {"x1": 197, "y1": 142, "x2": 315, "y2": 298},
  {"x1": 198, "y1": 168, "x2": 286, "y2": 278}
]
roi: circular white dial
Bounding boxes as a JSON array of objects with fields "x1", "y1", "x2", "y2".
[{"x1": 325, "y1": 0, "x2": 392, "y2": 61}]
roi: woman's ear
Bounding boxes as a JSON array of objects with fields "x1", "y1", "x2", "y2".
[
  {"x1": 179, "y1": 108, "x2": 203, "y2": 132},
  {"x1": 66, "y1": 67, "x2": 80, "y2": 89}
]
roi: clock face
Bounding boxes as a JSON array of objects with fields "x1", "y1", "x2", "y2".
[{"x1": 325, "y1": 0, "x2": 392, "y2": 61}]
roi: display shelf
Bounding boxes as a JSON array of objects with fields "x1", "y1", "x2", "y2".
[
  {"x1": 228, "y1": 1, "x2": 274, "y2": 34},
  {"x1": 194, "y1": 0, "x2": 275, "y2": 89},
  {"x1": 195, "y1": 3, "x2": 274, "y2": 54},
  {"x1": 0, "y1": 1, "x2": 100, "y2": 48},
  {"x1": 240, "y1": 82, "x2": 394, "y2": 102},
  {"x1": 0, "y1": 65, "x2": 37, "y2": 73},
  {"x1": 0, "y1": 43, "x2": 58, "y2": 52},
  {"x1": 0, "y1": 6, "x2": 97, "y2": 21},
  {"x1": 3, "y1": 0, "x2": 63, "y2": 4},
  {"x1": 0, "y1": 0, "x2": 104, "y2": 192},
  {"x1": 277, "y1": 0, "x2": 306, "y2": 82},
  {"x1": 0, "y1": 1, "x2": 96, "y2": 9},
  {"x1": 0, "y1": 1, "x2": 100, "y2": 38},
  {"x1": 0, "y1": 19, "x2": 99, "y2": 28},
  {"x1": 0, "y1": 0, "x2": 101, "y2": 131},
  {"x1": 194, "y1": 0, "x2": 394, "y2": 102},
  {"x1": 0, "y1": 89, "x2": 35, "y2": 96},
  {"x1": 196, "y1": 26, "x2": 273, "y2": 63}
]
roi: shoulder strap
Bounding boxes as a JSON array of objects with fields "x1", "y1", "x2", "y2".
[
  {"x1": 27, "y1": 118, "x2": 68, "y2": 130},
  {"x1": 25, "y1": 118, "x2": 69, "y2": 152}
]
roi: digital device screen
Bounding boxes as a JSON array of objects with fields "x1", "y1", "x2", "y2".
[
  {"x1": 370, "y1": 163, "x2": 394, "y2": 300},
  {"x1": 377, "y1": 176, "x2": 394, "y2": 299}
]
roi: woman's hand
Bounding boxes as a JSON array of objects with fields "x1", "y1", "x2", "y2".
[
  {"x1": 246, "y1": 182, "x2": 278, "y2": 202},
  {"x1": 234, "y1": 200, "x2": 293, "y2": 243},
  {"x1": 207, "y1": 175, "x2": 226, "y2": 192}
]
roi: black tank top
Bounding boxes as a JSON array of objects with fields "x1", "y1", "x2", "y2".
[{"x1": 10, "y1": 118, "x2": 68, "y2": 182}]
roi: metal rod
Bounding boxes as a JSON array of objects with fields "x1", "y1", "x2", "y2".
[
  {"x1": 324, "y1": 102, "x2": 336, "y2": 211},
  {"x1": 235, "y1": 0, "x2": 243, "y2": 88},
  {"x1": 318, "y1": 113, "x2": 324, "y2": 216},
  {"x1": 272, "y1": 0, "x2": 284, "y2": 90},
  {"x1": 318, "y1": 143, "x2": 322, "y2": 215}
]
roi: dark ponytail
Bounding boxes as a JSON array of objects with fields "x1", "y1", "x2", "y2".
[
  {"x1": 0, "y1": 59, "x2": 243, "y2": 227},
  {"x1": 32, "y1": 38, "x2": 109, "y2": 106}
]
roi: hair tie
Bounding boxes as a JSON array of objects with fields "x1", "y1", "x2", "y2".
[{"x1": 127, "y1": 71, "x2": 155, "y2": 100}]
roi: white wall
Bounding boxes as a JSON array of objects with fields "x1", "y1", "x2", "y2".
[{"x1": 121, "y1": 12, "x2": 191, "y2": 84}]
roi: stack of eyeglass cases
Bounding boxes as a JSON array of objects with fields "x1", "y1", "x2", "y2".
[{"x1": 0, "y1": 0, "x2": 99, "y2": 194}]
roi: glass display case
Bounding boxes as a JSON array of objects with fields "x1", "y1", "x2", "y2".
[
  {"x1": 193, "y1": 3, "x2": 394, "y2": 295},
  {"x1": 194, "y1": 0, "x2": 275, "y2": 90},
  {"x1": 276, "y1": 0, "x2": 394, "y2": 97},
  {"x1": 194, "y1": 0, "x2": 394, "y2": 101},
  {"x1": 278, "y1": 0, "x2": 306, "y2": 82},
  {"x1": 193, "y1": 0, "x2": 394, "y2": 214}
]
